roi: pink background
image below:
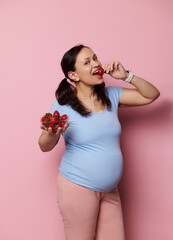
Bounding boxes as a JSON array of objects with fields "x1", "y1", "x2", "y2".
[{"x1": 0, "y1": 0, "x2": 172, "y2": 239}]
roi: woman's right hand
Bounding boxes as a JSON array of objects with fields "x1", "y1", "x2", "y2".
[{"x1": 40, "y1": 122, "x2": 70, "y2": 137}]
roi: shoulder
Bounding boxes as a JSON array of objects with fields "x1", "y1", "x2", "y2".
[
  {"x1": 49, "y1": 100, "x2": 78, "y2": 121},
  {"x1": 106, "y1": 86, "x2": 122, "y2": 94},
  {"x1": 105, "y1": 86, "x2": 123, "y2": 99},
  {"x1": 49, "y1": 100, "x2": 71, "y2": 115},
  {"x1": 49, "y1": 100, "x2": 60, "y2": 112}
]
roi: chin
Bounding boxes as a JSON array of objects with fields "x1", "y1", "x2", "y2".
[
  {"x1": 97, "y1": 78, "x2": 104, "y2": 84},
  {"x1": 95, "y1": 80, "x2": 105, "y2": 86}
]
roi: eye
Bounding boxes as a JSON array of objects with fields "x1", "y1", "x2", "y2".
[
  {"x1": 85, "y1": 61, "x2": 89, "y2": 65},
  {"x1": 94, "y1": 56, "x2": 98, "y2": 61}
]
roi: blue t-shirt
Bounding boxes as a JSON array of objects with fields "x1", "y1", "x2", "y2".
[{"x1": 49, "y1": 86, "x2": 123, "y2": 192}]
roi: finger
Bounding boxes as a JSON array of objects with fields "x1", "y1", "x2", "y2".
[
  {"x1": 55, "y1": 127, "x2": 63, "y2": 135},
  {"x1": 48, "y1": 127, "x2": 53, "y2": 134},
  {"x1": 62, "y1": 122, "x2": 70, "y2": 133},
  {"x1": 115, "y1": 61, "x2": 119, "y2": 70},
  {"x1": 106, "y1": 64, "x2": 113, "y2": 74},
  {"x1": 106, "y1": 62, "x2": 116, "y2": 74},
  {"x1": 65, "y1": 121, "x2": 70, "y2": 128},
  {"x1": 40, "y1": 124, "x2": 47, "y2": 131},
  {"x1": 104, "y1": 64, "x2": 109, "y2": 73},
  {"x1": 60, "y1": 122, "x2": 68, "y2": 134},
  {"x1": 41, "y1": 126, "x2": 47, "y2": 131},
  {"x1": 110, "y1": 61, "x2": 115, "y2": 71}
]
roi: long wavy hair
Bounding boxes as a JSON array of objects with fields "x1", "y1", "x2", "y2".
[{"x1": 55, "y1": 44, "x2": 112, "y2": 117}]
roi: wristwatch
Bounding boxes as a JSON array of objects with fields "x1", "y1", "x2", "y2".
[{"x1": 124, "y1": 70, "x2": 134, "y2": 83}]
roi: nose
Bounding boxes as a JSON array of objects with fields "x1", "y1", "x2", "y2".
[{"x1": 92, "y1": 59, "x2": 101, "y2": 68}]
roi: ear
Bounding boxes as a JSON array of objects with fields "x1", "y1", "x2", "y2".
[{"x1": 68, "y1": 71, "x2": 80, "y2": 82}]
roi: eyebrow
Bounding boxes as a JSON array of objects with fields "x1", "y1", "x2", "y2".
[{"x1": 82, "y1": 54, "x2": 97, "y2": 62}]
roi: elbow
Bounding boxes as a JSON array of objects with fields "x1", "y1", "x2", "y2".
[
  {"x1": 154, "y1": 90, "x2": 160, "y2": 100},
  {"x1": 39, "y1": 145, "x2": 50, "y2": 152},
  {"x1": 150, "y1": 90, "x2": 160, "y2": 103},
  {"x1": 38, "y1": 139, "x2": 49, "y2": 152},
  {"x1": 39, "y1": 146, "x2": 48, "y2": 152},
  {"x1": 157, "y1": 91, "x2": 160, "y2": 98},
  {"x1": 38, "y1": 143, "x2": 46, "y2": 152}
]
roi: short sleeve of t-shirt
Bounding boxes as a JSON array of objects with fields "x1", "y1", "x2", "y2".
[
  {"x1": 106, "y1": 86, "x2": 123, "y2": 108},
  {"x1": 49, "y1": 100, "x2": 70, "y2": 116}
]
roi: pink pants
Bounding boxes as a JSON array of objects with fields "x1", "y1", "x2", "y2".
[{"x1": 57, "y1": 172, "x2": 126, "y2": 240}]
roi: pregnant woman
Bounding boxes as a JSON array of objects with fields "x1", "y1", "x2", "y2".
[{"x1": 38, "y1": 44, "x2": 160, "y2": 240}]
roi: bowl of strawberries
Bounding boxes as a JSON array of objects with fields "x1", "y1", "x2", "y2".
[{"x1": 41, "y1": 110, "x2": 68, "y2": 132}]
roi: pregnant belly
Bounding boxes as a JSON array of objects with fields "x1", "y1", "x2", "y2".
[
  {"x1": 60, "y1": 151, "x2": 123, "y2": 192},
  {"x1": 88, "y1": 154, "x2": 123, "y2": 190}
]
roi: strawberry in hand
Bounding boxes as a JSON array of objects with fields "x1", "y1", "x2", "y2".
[
  {"x1": 49, "y1": 115, "x2": 58, "y2": 127},
  {"x1": 54, "y1": 122, "x2": 63, "y2": 132},
  {"x1": 104, "y1": 61, "x2": 128, "y2": 80},
  {"x1": 53, "y1": 110, "x2": 60, "y2": 118},
  {"x1": 97, "y1": 68, "x2": 106, "y2": 76},
  {"x1": 60, "y1": 114, "x2": 68, "y2": 121},
  {"x1": 93, "y1": 68, "x2": 106, "y2": 77},
  {"x1": 40, "y1": 111, "x2": 68, "y2": 133}
]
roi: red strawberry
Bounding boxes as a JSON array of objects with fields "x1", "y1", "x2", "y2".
[
  {"x1": 42, "y1": 122, "x2": 47, "y2": 127},
  {"x1": 54, "y1": 125, "x2": 58, "y2": 132},
  {"x1": 44, "y1": 113, "x2": 53, "y2": 125},
  {"x1": 97, "y1": 68, "x2": 105, "y2": 76},
  {"x1": 61, "y1": 122, "x2": 65, "y2": 127},
  {"x1": 60, "y1": 114, "x2": 68, "y2": 121},
  {"x1": 49, "y1": 116, "x2": 57, "y2": 125},
  {"x1": 41, "y1": 112, "x2": 68, "y2": 132},
  {"x1": 45, "y1": 113, "x2": 52, "y2": 118},
  {"x1": 41, "y1": 116, "x2": 46, "y2": 121},
  {"x1": 41, "y1": 116, "x2": 47, "y2": 126},
  {"x1": 57, "y1": 122, "x2": 63, "y2": 128},
  {"x1": 54, "y1": 122, "x2": 63, "y2": 131},
  {"x1": 53, "y1": 110, "x2": 60, "y2": 117},
  {"x1": 48, "y1": 114, "x2": 53, "y2": 120}
]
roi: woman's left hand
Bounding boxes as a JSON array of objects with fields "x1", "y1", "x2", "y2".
[{"x1": 104, "y1": 61, "x2": 128, "y2": 80}]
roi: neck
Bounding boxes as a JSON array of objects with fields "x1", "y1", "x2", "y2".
[{"x1": 76, "y1": 83, "x2": 96, "y2": 100}]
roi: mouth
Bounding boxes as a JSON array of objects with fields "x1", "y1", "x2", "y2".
[{"x1": 92, "y1": 68, "x2": 101, "y2": 76}]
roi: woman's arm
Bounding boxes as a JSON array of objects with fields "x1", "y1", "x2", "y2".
[
  {"x1": 119, "y1": 73, "x2": 160, "y2": 107},
  {"x1": 38, "y1": 129, "x2": 61, "y2": 152},
  {"x1": 38, "y1": 122, "x2": 70, "y2": 152}
]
